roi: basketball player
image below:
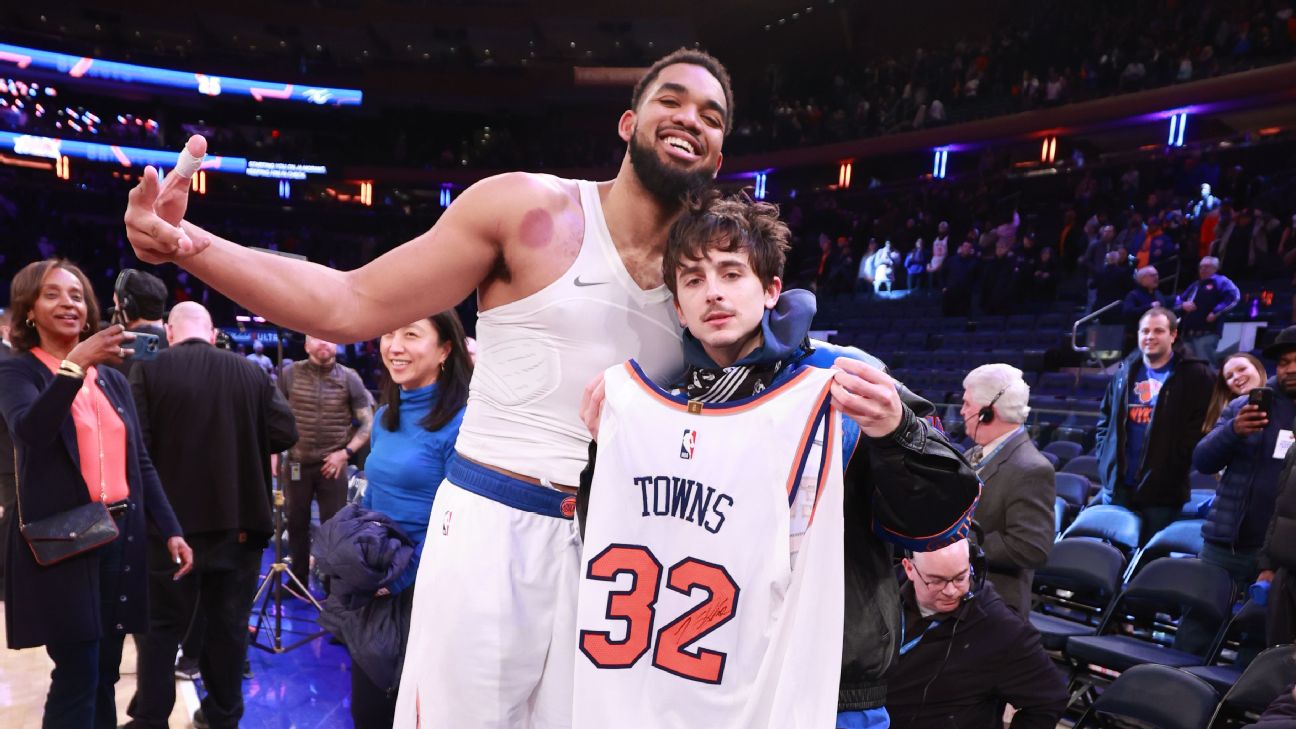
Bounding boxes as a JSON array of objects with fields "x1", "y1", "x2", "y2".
[
  {"x1": 123, "y1": 49, "x2": 733, "y2": 729},
  {"x1": 576, "y1": 193, "x2": 981, "y2": 728}
]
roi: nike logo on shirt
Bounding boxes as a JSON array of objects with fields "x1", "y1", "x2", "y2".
[{"x1": 574, "y1": 277, "x2": 609, "y2": 287}]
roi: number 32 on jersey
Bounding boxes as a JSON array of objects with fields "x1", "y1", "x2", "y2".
[{"x1": 578, "y1": 543, "x2": 740, "y2": 684}]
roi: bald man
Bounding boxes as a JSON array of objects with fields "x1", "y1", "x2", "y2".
[
  {"x1": 126, "y1": 302, "x2": 297, "y2": 729},
  {"x1": 887, "y1": 541, "x2": 1067, "y2": 729}
]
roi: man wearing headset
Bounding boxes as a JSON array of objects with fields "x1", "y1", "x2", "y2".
[
  {"x1": 886, "y1": 539, "x2": 1067, "y2": 729},
  {"x1": 958, "y1": 364, "x2": 1056, "y2": 615},
  {"x1": 108, "y1": 268, "x2": 170, "y2": 377}
]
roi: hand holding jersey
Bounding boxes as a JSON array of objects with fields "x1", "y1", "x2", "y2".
[{"x1": 830, "y1": 357, "x2": 904, "y2": 438}]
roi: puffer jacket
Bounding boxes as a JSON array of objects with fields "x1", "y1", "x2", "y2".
[
  {"x1": 1193, "y1": 379, "x2": 1296, "y2": 550},
  {"x1": 314, "y1": 503, "x2": 416, "y2": 691}
]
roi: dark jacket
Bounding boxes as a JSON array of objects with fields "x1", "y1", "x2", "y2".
[
  {"x1": 1180, "y1": 273, "x2": 1241, "y2": 335},
  {"x1": 130, "y1": 339, "x2": 298, "y2": 543},
  {"x1": 1193, "y1": 379, "x2": 1295, "y2": 551},
  {"x1": 314, "y1": 503, "x2": 416, "y2": 691},
  {"x1": 1095, "y1": 349, "x2": 1215, "y2": 508},
  {"x1": 974, "y1": 429, "x2": 1056, "y2": 615},
  {"x1": 0, "y1": 353, "x2": 183, "y2": 649},
  {"x1": 1243, "y1": 681, "x2": 1296, "y2": 728},
  {"x1": 886, "y1": 581, "x2": 1068, "y2": 729},
  {"x1": 1262, "y1": 425, "x2": 1296, "y2": 572},
  {"x1": 944, "y1": 254, "x2": 980, "y2": 293},
  {"x1": 1121, "y1": 288, "x2": 1178, "y2": 327},
  {"x1": 578, "y1": 291, "x2": 981, "y2": 711}
]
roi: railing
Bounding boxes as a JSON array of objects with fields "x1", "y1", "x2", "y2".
[{"x1": 1071, "y1": 300, "x2": 1122, "y2": 353}]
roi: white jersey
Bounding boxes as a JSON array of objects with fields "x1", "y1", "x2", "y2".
[
  {"x1": 574, "y1": 361, "x2": 846, "y2": 729},
  {"x1": 455, "y1": 178, "x2": 684, "y2": 486}
]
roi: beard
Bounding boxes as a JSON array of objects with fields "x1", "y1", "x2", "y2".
[{"x1": 628, "y1": 126, "x2": 715, "y2": 205}]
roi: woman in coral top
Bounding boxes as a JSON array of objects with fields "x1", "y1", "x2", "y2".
[{"x1": 0, "y1": 259, "x2": 192, "y2": 729}]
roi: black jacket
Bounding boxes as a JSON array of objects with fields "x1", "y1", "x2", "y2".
[
  {"x1": 1262, "y1": 428, "x2": 1296, "y2": 572},
  {"x1": 314, "y1": 503, "x2": 416, "y2": 691},
  {"x1": 129, "y1": 339, "x2": 297, "y2": 543},
  {"x1": 0, "y1": 353, "x2": 183, "y2": 649},
  {"x1": 886, "y1": 581, "x2": 1068, "y2": 729},
  {"x1": 1095, "y1": 349, "x2": 1215, "y2": 507},
  {"x1": 578, "y1": 331, "x2": 980, "y2": 711}
]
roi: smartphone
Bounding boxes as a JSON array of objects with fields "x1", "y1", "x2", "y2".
[
  {"x1": 1248, "y1": 386, "x2": 1274, "y2": 417},
  {"x1": 123, "y1": 331, "x2": 161, "y2": 362}
]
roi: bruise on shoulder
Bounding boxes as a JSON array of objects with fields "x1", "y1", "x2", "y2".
[{"x1": 518, "y1": 207, "x2": 556, "y2": 250}]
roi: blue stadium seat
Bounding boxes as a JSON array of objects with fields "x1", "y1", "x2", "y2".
[
  {"x1": 1124, "y1": 519, "x2": 1205, "y2": 582},
  {"x1": 1061, "y1": 505, "x2": 1141, "y2": 560},
  {"x1": 1036, "y1": 372, "x2": 1076, "y2": 398},
  {"x1": 1040, "y1": 450, "x2": 1060, "y2": 469},
  {"x1": 1180, "y1": 488, "x2": 1216, "y2": 520},
  {"x1": 1071, "y1": 664, "x2": 1219, "y2": 729},
  {"x1": 1042, "y1": 440, "x2": 1083, "y2": 469},
  {"x1": 1060, "y1": 455, "x2": 1100, "y2": 486},
  {"x1": 1054, "y1": 473, "x2": 1092, "y2": 525}
]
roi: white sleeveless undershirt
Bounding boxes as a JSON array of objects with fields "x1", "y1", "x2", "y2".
[{"x1": 454, "y1": 178, "x2": 685, "y2": 486}]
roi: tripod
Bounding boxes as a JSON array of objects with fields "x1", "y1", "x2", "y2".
[{"x1": 249, "y1": 486, "x2": 328, "y2": 653}]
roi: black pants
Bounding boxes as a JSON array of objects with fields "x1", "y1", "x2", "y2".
[
  {"x1": 1269, "y1": 567, "x2": 1296, "y2": 647},
  {"x1": 127, "y1": 533, "x2": 261, "y2": 729},
  {"x1": 284, "y1": 461, "x2": 347, "y2": 590},
  {"x1": 0, "y1": 472, "x2": 13, "y2": 597},
  {"x1": 43, "y1": 528, "x2": 127, "y2": 729},
  {"x1": 351, "y1": 660, "x2": 398, "y2": 729}
]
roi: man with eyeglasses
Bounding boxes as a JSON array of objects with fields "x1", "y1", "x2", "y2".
[{"x1": 885, "y1": 540, "x2": 1067, "y2": 729}]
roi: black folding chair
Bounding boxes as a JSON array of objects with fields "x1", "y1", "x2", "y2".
[
  {"x1": 1030, "y1": 539, "x2": 1126, "y2": 655},
  {"x1": 1202, "y1": 644, "x2": 1296, "y2": 728},
  {"x1": 1066, "y1": 558, "x2": 1234, "y2": 708},
  {"x1": 1072, "y1": 664, "x2": 1219, "y2": 729}
]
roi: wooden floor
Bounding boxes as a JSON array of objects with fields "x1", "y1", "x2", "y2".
[{"x1": 0, "y1": 602, "x2": 194, "y2": 729}]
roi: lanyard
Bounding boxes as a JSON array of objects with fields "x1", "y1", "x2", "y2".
[
  {"x1": 899, "y1": 610, "x2": 943, "y2": 656},
  {"x1": 973, "y1": 426, "x2": 1024, "y2": 473}
]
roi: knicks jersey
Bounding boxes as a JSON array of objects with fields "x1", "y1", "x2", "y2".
[
  {"x1": 455, "y1": 178, "x2": 685, "y2": 486},
  {"x1": 574, "y1": 361, "x2": 845, "y2": 729}
]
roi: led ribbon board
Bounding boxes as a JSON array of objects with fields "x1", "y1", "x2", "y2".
[
  {"x1": 0, "y1": 42, "x2": 362, "y2": 106},
  {"x1": 0, "y1": 130, "x2": 248, "y2": 172}
]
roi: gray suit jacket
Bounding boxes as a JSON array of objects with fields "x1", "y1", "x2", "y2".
[{"x1": 975, "y1": 428, "x2": 1057, "y2": 615}]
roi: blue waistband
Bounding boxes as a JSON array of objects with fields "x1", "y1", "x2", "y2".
[{"x1": 447, "y1": 454, "x2": 577, "y2": 520}]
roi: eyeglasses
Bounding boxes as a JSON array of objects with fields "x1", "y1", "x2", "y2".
[{"x1": 911, "y1": 564, "x2": 972, "y2": 592}]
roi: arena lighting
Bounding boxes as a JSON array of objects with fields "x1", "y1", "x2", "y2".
[
  {"x1": 439, "y1": 184, "x2": 453, "y2": 208},
  {"x1": 0, "y1": 130, "x2": 248, "y2": 172},
  {"x1": 359, "y1": 180, "x2": 374, "y2": 206},
  {"x1": 932, "y1": 148, "x2": 949, "y2": 179},
  {"x1": 190, "y1": 169, "x2": 207, "y2": 195},
  {"x1": 278, "y1": 179, "x2": 291, "y2": 200},
  {"x1": 1040, "y1": 136, "x2": 1058, "y2": 164},
  {"x1": 55, "y1": 154, "x2": 69, "y2": 179},
  {"x1": 837, "y1": 161, "x2": 853, "y2": 189},
  {"x1": 753, "y1": 171, "x2": 768, "y2": 200},
  {"x1": 1167, "y1": 111, "x2": 1189, "y2": 147},
  {"x1": 0, "y1": 42, "x2": 362, "y2": 106}
]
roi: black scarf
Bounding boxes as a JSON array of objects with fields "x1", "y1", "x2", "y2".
[{"x1": 681, "y1": 359, "x2": 786, "y2": 403}]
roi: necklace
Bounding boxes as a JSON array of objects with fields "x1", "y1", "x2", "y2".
[{"x1": 87, "y1": 377, "x2": 108, "y2": 504}]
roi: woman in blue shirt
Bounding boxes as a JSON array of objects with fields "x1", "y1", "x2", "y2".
[{"x1": 352, "y1": 309, "x2": 471, "y2": 729}]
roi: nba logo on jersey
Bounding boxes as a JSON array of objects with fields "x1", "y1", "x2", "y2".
[{"x1": 680, "y1": 429, "x2": 698, "y2": 459}]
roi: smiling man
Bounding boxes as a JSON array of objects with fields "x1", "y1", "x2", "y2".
[
  {"x1": 1095, "y1": 308, "x2": 1215, "y2": 544},
  {"x1": 124, "y1": 48, "x2": 736, "y2": 729}
]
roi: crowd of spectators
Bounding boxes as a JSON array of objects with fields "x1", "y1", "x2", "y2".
[
  {"x1": 729, "y1": 0, "x2": 1296, "y2": 154},
  {"x1": 4, "y1": 0, "x2": 1295, "y2": 170}
]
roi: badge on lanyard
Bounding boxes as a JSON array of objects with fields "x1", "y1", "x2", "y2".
[
  {"x1": 290, "y1": 462, "x2": 302, "y2": 481},
  {"x1": 1274, "y1": 430, "x2": 1294, "y2": 460}
]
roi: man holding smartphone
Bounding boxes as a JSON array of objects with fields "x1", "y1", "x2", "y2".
[
  {"x1": 109, "y1": 268, "x2": 170, "y2": 376},
  {"x1": 1192, "y1": 326, "x2": 1296, "y2": 591}
]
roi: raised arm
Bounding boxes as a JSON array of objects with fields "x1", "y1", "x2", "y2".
[{"x1": 126, "y1": 147, "x2": 549, "y2": 341}]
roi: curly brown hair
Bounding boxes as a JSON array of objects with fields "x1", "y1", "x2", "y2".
[
  {"x1": 8, "y1": 259, "x2": 101, "y2": 353},
  {"x1": 662, "y1": 190, "x2": 790, "y2": 297},
  {"x1": 631, "y1": 48, "x2": 734, "y2": 135}
]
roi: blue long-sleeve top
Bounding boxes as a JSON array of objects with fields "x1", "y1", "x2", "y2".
[{"x1": 362, "y1": 382, "x2": 465, "y2": 594}]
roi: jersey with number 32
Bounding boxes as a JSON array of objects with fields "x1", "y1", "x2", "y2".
[{"x1": 574, "y1": 361, "x2": 845, "y2": 729}]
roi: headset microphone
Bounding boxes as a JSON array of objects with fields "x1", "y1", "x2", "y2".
[{"x1": 978, "y1": 386, "x2": 1007, "y2": 425}]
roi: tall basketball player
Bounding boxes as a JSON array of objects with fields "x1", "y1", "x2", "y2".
[
  {"x1": 575, "y1": 193, "x2": 981, "y2": 729},
  {"x1": 124, "y1": 49, "x2": 732, "y2": 728}
]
